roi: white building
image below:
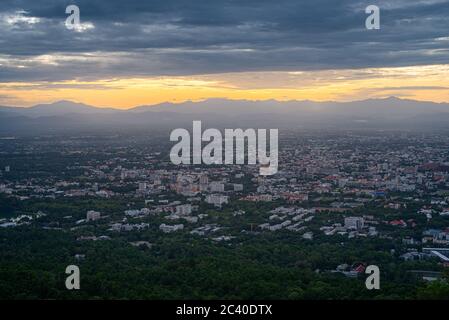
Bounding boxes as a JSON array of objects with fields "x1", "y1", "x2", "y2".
[
  {"x1": 176, "y1": 204, "x2": 192, "y2": 216},
  {"x1": 86, "y1": 210, "x2": 101, "y2": 222},
  {"x1": 206, "y1": 194, "x2": 229, "y2": 207},
  {"x1": 125, "y1": 208, "x2": 150, "y2": 217},
  {"x1": 160, "y1": 224, "x2": 184, "y2": 233},
  {"x1": 209, "y1": 182, "x2": 225, "y2": 193},
  {"x1": 344, "y1": 217, "x2": 364, "y2": 230}
]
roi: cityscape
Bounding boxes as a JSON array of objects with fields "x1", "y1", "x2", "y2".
[
  {"x1": 1, "y1": 0, "x2": 449, "y2": 305},
  {"x1": 1, "y1": 128, "x2": 449, "y2": 299}
]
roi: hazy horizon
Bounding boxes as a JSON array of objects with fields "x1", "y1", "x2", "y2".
[{"x1": 4, "y1": 95, "x2": 449, "y2": 110}]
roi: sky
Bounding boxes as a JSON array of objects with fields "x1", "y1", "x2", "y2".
[{"x1": 0, "y1": 0, "x2": 448, "y2": 108}]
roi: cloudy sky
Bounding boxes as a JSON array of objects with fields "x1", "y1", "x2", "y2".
[{"x1": 0, "y1": 0, "x2": 449, "y2": 108}]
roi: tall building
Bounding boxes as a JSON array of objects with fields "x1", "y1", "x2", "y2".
[{"x1": 4, "y1": 166, "x2": 10, "y2": 173}]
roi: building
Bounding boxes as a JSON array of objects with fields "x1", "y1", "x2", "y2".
[
  {"x1": 281, "y1": 192, "x2": 308, "y2": 203},
  {"x1": 209, "y1": 182, "x2": 225, "y2": 192},
  {"x1": 125, "y1": 208, "x2": 150, "y2": 217},
  {"x1": 4, "y1": 166, "x2": 10, "y2": 173},
  {"x1": 233, "y1": 184, "x2": 244, "y2": 192},
  {"x1": 242, "y1": 194, "x2": 273, "y2": 202},
  {"x1": 344, "y1": 217, "x2": 364, "y2": 231},
  {"x1": 206, "y1": 194, "x2": 228, "y2": 207},
  {"x1": 176, "y1": 204, "x2": 192, "y2": 216},
  {"x1": 138, "y1": 182, "x2": 147, "y2": 192},
  {"x1": 160, "y1": 224, "x2": 184, "y2": 233},
  {"x1": 86, "y1": 210, "x2": 101, "y2": 222},
  {"x1": 199, "y1": 174, "x2": 209, "y2": 185},
  {"x1": 422, "y1": 248, "x2": 449, "y2": 264},
  {"x1": 74, "y1": 254, "x2": 85, "y2": 261}
]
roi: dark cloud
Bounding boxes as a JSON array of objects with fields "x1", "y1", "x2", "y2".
[{"x1": 0, "y1": 0, "x2": 448, "y2": 81}]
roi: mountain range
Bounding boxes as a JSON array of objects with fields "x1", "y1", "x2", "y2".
[{"x1": 1, "y1": 97, "x2": 449, "y2": 134}]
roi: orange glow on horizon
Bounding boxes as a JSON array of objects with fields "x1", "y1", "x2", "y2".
[{"x1": 1, "y1": 64, "x2": 449, "y2": 108}]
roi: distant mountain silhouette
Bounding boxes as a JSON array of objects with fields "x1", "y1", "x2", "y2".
[
  {"x1": 1, "y1": 97, "x2": 449, "y2": 134},
  {"x1": 130, "y1": 97, "x2": 449, "y2": 117},
  {"x1": 0, "y1": 100, "x2": 120, "y2": 118}
]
